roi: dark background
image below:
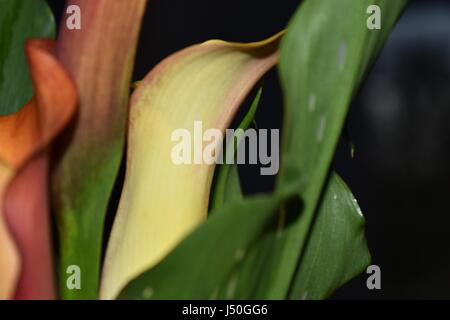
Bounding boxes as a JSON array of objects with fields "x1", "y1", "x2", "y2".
[{"x1": 47, "y1": 0, "x2": 450, "y2": 299}]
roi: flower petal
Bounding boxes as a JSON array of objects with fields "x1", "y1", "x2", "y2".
[
  {"x1": 101, "y1": 32, "x2": 283, "y2": 299},
  {"x1": 0, "y1": 166, "x2": 17, "y2": 299},
  {"x1": 0, "y1": 39, "x2": 77, "y2": 299},
  {"x1": 0, "y1": 40, "x2": 76, "y2": 168}
]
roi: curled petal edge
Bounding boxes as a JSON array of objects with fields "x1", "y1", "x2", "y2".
[{"x1": 0, "y1": 39, "x2": 77, "y2": 299}]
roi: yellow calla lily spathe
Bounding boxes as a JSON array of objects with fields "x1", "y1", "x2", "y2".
[{"x1": 100, "y1": 32, "x2": 283, "y2": 300}]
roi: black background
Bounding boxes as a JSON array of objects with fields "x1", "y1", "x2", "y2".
[{"x1": 47, "y1": 0, "x2": 450, "y2": 299}]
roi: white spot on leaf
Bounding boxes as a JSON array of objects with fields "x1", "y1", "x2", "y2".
[
  {"x1": 210, "y1": 287, "x2": 219, "y2": 300},
  {"x1": 352, "y1": 198, "x2": 364, "y2": 217},
  {"x1": 308, "y1": 94, "x2": 316, "y2": 112},
  {"x1": 142, "y1": 287, "x2": 154, "y2": 299},
  {"x1": 235, "y1": 248, "x2": 245, "y2": 261},
  {"x1": 226, "y1": 274, "x2": 239, "y2": 299},
  {"x1": 316, "y1": 117, "x2": 326, "y2": 142},
  {"x1": 339, "y1": 42, "x2": 347, "y2": 71}
]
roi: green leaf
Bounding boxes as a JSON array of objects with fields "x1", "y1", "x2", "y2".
[
  {"x1": 289, "y1": 173, "x2": 370, "y2": 300},
  {"x1": 117, "y1": 194, "x2": 288, "y2": 300},
  {"x1": 211, "y1": 173, "x2": 369, "y2": 300},
  {"x1": 210, "y1": 87, "x2": 262, "y2": 209},
  {"x1": 212, "y1": 0, "x2": 406, "y2": 299},
  {"x1": 264, "y1": 0, "x2": 408, "y2": 298},
  {"x1": 0, "y1": 0, "x2": 56, "y2": 115}
]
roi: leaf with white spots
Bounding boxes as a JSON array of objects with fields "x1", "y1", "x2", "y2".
[
  {"x1": 289, "y1": 173, "x2": 370, "y2": 299},
  {"x1": 265, "y1": 0, "x2": 408, "y2": 298},
  {"x1": 214, "y1": 173, "x2": 369, "y2": 300}
]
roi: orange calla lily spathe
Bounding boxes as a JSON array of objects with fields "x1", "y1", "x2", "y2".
[{"x1": 0, "y1": 39, "x2": 77, "y2": 299}]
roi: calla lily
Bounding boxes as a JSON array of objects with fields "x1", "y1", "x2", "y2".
[
  {"x1": 0, "y1": 0, "x2": 409, "y2": 301},
  {"x1": 0, "y1": 39, "x2": 77, "y2": 299},
  {"x1": 101, "y1": 32, "x2": 283, "y2": 299},
  {"x1": 51, "y1": 0, "x2": 147, "y2": 299}
]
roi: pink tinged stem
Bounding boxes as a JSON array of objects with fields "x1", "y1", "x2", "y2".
[{"x1": 52, "y1": 0, "x2": 148, "y2": 299}]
